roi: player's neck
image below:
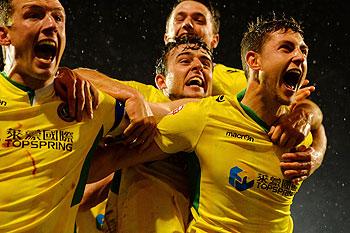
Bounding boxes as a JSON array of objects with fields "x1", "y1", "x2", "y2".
[
  {"x1": 8, "y1": 68, "x2": 54, "y2": 90},
  {"x1": 241, "y1": 84, "x2": 280, "y2": 126}
]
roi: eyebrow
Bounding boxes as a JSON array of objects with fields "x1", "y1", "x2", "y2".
[
  {"x1": 176, "y1": 50, "x2": 212, "y2": 62},
  {"x1": 280, "y1": 40, "x2": 309, "y2": 50},
  {"x1": 175, "y1": 11, "x2": 206, "y2": 18},
  {"x1": 22, "y1": 4, "x2": 66, "y2": 15}
]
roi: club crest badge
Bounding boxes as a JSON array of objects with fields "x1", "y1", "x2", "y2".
[
  {"x1": 57, "y1": 103, "x2": 75, "y2": 122},
  {"x1": 169, "y1": 105, "x2": 184, "y2": 115}
]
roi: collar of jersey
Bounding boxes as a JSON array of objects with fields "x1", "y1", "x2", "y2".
[
  {"x1": 1, "y1": 71, "x2": 35, "y2": 104},
  {"x1": 236, "y1": 89, "x2": 269, "y2": 132}
]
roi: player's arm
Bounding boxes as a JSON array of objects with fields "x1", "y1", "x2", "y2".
[
  {"x1": 79, "y1": 173, "x2": 114, "y2": 211},
  {"x1": 72, "y1": 68, "x2": 200, "y2": 122},
  {"x1": 88, "y1": 139, "x2": 168, "y2": 183},
  {"x1": 55, "y1": 67, "x2": 156, "y2": 149},
  {"x1": 88, "y1": 100, "x2": 206, "y2": 183}
]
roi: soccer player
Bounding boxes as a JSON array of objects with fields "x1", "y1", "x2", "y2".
[
  {"x1": 0, "y1": 0, "x2": 151, "y2": 232},
  {"x1": 106, "y1": 15, "x2": 325, "y2": 232},
  {"x1": 156, "y1": 15, "x2": 325, "y2": 232}
]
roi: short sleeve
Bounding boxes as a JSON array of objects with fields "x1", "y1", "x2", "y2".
[{"x1": 154, "y1": 100, "x2": 208, "y2": 154}]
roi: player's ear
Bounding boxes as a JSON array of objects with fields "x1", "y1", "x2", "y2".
[
  {"x1": 155, "y1": 73, "x2": 167, "y2": 90},
  {"x1": 0, "y1": 26, "x2": 11, "y2": 46},
  {"x1": 246, "y1": 51, "x2": 261, "y2": 71},
  {"x1": 163, "y1": 33, "x2": 169, "y2": 44},
  {"x1": 210, "y1": 33, "x2": 220, "y2": 49}
]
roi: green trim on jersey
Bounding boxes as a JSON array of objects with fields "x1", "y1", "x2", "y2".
[
  {"x1": 110, "y1": 170, "x2": 122, "y2": 194},
  {"x1": 237, "y1": 89, "x2": 269, "y2": 132},
  {"x1": 188, "y1": 152, "x2": 201, "y2": 213},
  {"x1": 110, "y1": 100, "x2": 125, "y2": 133},
  {"x1": 71, "y1": 127, "x2": 104, "y2": 207},
  {"x1": 0, "y1": 71, "x2": 35, "y2": 105}
]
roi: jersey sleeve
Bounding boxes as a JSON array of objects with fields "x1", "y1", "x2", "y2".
[
  {"x1": 154, "y1": 99, "x2": 209, "y2": 154},
  {"x1": 299, "y1": 132, "x2": 313, "y2": 147},
  {"x1": 93, "y1": 91, "x2": 125, "y2": 136}
]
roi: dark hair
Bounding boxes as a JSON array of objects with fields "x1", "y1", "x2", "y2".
[
  {"x1": 156, "y1": 35, "x2": 213, "y2": 76},
  {"x1": 240, "y1": 14, "x2": 304, "y2": 78},
  {"x1": 0, "y1": 0, "x2": 12, "y2": 26},
  {"x1": 166, "y1": 0, "x2": 220, "y2": 35}
]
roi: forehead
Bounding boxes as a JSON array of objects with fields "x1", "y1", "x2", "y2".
[
  {"x1": 11, "y1": 0, "x2": 64, "y2": 12},
  {"x1": 172, "y1": 1, "x2": 211, "y2": 18},
  {"x1": 265, "y1": 29, "x2": 306, "y2": 47},
  {"x1": 168, "y1": 44, "x2": 212, "y2": 60}
]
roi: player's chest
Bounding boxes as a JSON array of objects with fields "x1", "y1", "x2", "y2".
[
  {"x1": 196, "y1": 126, "x2": 299, "y2": 199},
  {"x1": 0, "y1": 103, "x2": 101, "y2": 167}
]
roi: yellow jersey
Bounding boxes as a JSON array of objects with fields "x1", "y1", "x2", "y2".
[
  {"x1": 0, "y1": 72, "x2": 123, "y2": 233},
  {"x1": 155, "y1": 92, "x2": 308, "y2": 233}
]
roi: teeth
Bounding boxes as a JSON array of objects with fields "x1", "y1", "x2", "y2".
[
  {"x1": 187, "y1": 77, "x2": 203, "y2": 87},
  {"x1": 38, "y1": 40, "x2": 56, "y2": 47}
]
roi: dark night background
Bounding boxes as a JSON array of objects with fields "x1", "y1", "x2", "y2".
[{"x1": 58, "y1": 0, "x2": 349, "y2": 232}]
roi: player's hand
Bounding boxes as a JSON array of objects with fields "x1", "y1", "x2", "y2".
[
  {"x1": 123, "y1": 93, "x2": 157, "y2": 152},
  {"x1": 268, "y1": 107, "x2": 312, "y2": 148},
  {"x1": 295, "y1": 79, "x2": 315, "y2": 103},
  {"x1": 280, "y1": 145, "x2": 321, "y2": 184},
  {"x1": 55, "y1": 67, "x2": 99, "y2": 121}
]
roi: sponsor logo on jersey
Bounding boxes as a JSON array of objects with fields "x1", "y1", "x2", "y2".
[
  {"x1": 1, "y1": 128, "x2": 74, "y2": 151},
  {"x1": 57, "y1": 103, "x2": 75, "y2": 122},
  {"x1": 229, "y1": 166, "x2": 254, "y2": 191},
  {"x1": 169, "y1": 105, "x2": 184, "y2": 115},
  {"x1": 229, "y1": 166, "x2": 299, "y2": 196},
  {"x1": 226, "y1": 131, "x2": 254, "y2": 142},
  {"x1": 255, "y1": 173, "x2": 298, "y2": 197},
  {"x1": 216, "y1": 95, "x2": 225, "y2": 103}
]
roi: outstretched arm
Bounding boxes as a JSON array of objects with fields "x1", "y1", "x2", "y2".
[
  {"x1": 55, "y1": 67, "x2": 157, "y2": 149},
  {"x1": 88, "y1": 140, "x2": 167, "y2": 183}
]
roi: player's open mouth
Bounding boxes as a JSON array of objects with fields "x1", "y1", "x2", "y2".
[
  {"x1": 186, "y1": 76, "x2": 205, "y2": 88},
  {"x1": 34, "y1": 40, "x2": 57, "y2": 63},
  {"x1": 282, "y1": 69, "x2": 302, "y2": 91}
]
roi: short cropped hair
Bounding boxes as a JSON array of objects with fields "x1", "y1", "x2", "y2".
[
  {"x1": 240, "y1": 14, "x2": 304, "y2": 78},
  {"x1": 156, "y1": 35, "x2": 213, "y2": 76},
  {"x1": 166, "y1": 0, "x2": 220, "y2": 35},
  {"x1": 0, "y1": 0, "x2": 12, "y2": 26}
]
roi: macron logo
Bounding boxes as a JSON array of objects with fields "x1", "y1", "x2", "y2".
[{"x1": 226, "y1": 131, "x2": 254, "y2": 142}]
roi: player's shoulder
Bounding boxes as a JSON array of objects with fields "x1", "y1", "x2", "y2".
[
  {"x1": 194, "y1": 95, "x2": 234, "y2": 111},
  {"x1": 213, "y1": 63, "x2": 245, "y2": 77},
  {"x1": 120, "y1": 80, "x2": 169, "y2": 103}
]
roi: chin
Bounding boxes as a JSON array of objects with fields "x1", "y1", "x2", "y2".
[
  {"x1": 185, "y1": 93, "x2": 206, "y2": 99},
  {"x1": 33, "y1": 66, "x2": 56, "y2": 79}
]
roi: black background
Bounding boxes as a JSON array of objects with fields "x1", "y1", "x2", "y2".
[{"x1": 60, "y1": 1, "x2": 349, "y2": 232}]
